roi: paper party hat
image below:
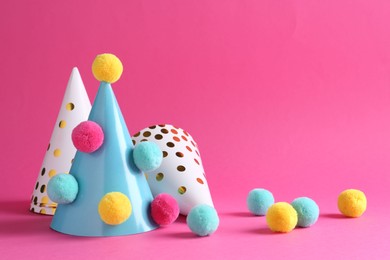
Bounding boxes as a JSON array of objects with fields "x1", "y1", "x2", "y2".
[
  {"x1": 50, "y1": 54, "x2": 158, "y2": 236},
  {"x1": 30, "y1": 68, "x2": 91, "y2": 215},
  {"x1": 132, "y1": 124, "x2": 214, "y2": 215}
]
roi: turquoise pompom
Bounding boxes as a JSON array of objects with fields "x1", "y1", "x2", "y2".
[
  {"x1": 291, "y1": 197, "x2": 319, "y2": 227},
  {"x1": 247, "y1": 188, "x2": 274, "y2": 215},
  {"x1": 47, "y1": 173, "x2": 79, "y2": 204},
  {"x1": 133, "y1": 141, "x2": 163, "y2": 172},
  {"x1": 187, "y1": 204, "x2": 219, "y2": 236}
]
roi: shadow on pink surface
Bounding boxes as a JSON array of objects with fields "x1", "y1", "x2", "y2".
[
  {"x1": 0, "y1": 201, "x2": 32, "y2": 216},
  {"x1": 320, "y1": 213, "x2": 347, "y2": 219},
  {"x1": 0, "y1": 200, "x2": 53, "y2": 236},
  {"x1": 223, "y1": 211, "x2": 260, "y2": 218}
]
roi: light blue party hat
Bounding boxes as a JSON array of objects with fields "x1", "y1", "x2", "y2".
[{"x1": 50, "y1": 54, "x2": 157, "y2": 236}]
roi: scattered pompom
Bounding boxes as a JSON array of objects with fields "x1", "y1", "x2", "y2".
[
  {"x1": 291, "y1": 197, "x2": 319, "y2": 227},
  {"x1": 47, "y1": 173, "x2": 78, "y2": 204},
  {"x1": 151, "y1": 193, "x2": 180, "y2": 225},
  {"x1": 72, "y1": 121, "x2": 104, "y2": 153},
  {"x1": 266, "y1": 202, "x2": 297, "y2": 233},
  {"x1": 187, "y1": 204, "x2": 219, "y2": 236},
  {"x1": 98, "y1": 192, "x2": 132, "y2": 225},
  {"x1": 133, "y1": 141, "x2": 163, "y2": 172},
  {"x1": 338, "y1": 189, "x2": 367, "y2": 218},
  {"x1": 247, "y1": 188, "x2": 274, "y2": 216},
  {"x1": 92, "y1": 53, "x2": 123, "y2": 83}
]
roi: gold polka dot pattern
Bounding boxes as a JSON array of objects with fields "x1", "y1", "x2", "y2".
[
  {"x1": 131, "y1": 124, "x2": 213, "y2": 215},
  {"x1": 177, "y1": 165, "x2": 186, "y2": 172},
  {"x1": 41, "y1": 196, "x2": 49, "y2": 204},
  {"x1": 49, "y1": 169, "x2": 57, "y2": 177},
  {"x1": 59, "y1": 120, "x2": 67, "y2": 128},
  {"x1": 66, "y1": 102, "x2": 75, "y2": 111},
  {"x1": 178, "y1": 186, "x2": 187, "y2": 195},
  {"x1": 53, "y1": 149, "x2": 61, "y2": 157},
  {"x1": 156, "y1": 173, "x2": 164, "y2": 181}
]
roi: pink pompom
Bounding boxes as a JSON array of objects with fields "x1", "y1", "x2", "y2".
[
  {"x1": 72, "y1": 121, "x2": 104, "y2": 153},
  {"x1": 151, "y1": 193, "x2": 180, "y2": 225}
]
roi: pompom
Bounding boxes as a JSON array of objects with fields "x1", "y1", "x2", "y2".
[
  {"x1": 98, "y1": 192, "x2": 132, "y2": 225},
  {"x1": 92, "y1": 53, "x2": 123, "y2": 83},
  {"x1": 133, "y1": 141, "x2": 163, "y2": 172},
  {"x1": 266, "y1": 202, "x2": 297, "y2": 233},
  {"x1": 72, "y1": 121, "x2": 104, "y2": 153},
  {"x1": 151, "y1": 193, "x2": 180, "y2": 225},
  {"x1": 247, "y1": 188, "x2": 274, "y2": 216},
  {"x1": 187, "y1": 204, "x2": 219, "y2": 236},
  {"x1": 291, "y1": 197, "x2": 319, "y2": 227},
  {"x1": 338, "y1": 189, "x2": 367, "y2": 218},
  {"x1": 47, "y1": 173, "x2": 78, "y2": 204}
]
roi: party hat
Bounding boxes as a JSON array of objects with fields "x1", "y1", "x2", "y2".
[
  {"x1": 132, "y1": 124, "x2": 214, "y2": 215},
  {"x1": 30, "y1": 68, "x2": 91, "y2": 215},
  {"x1": 50, "y1": 54, "x2": 158, "y2": 236}
]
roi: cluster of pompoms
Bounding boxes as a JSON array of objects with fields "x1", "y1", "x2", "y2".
[
  {"x1": 247, "y1": 188, "x2": 367, "y2": 233},
  {"x1": 151, "y1": 195, "x2": 219, "y2": 237}
]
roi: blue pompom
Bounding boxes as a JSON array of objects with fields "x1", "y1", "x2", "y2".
[
  {"x1": 133, "y1": 141, "x2": 163, "y2": 172},
  {"x1": 187, "y1": 204, "x2": 219, "y2": 236},
  {"x1": 47, "y1": 173, "x2": 79, "y2": 204},
  {"x1": 247, "y1": 188, "x2": 274, "y2": 215},
  {"x1": 291, "y1": 197, "x2": 320, "y2": 227}
]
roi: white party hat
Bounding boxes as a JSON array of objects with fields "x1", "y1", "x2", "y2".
[
  {"x1": 132, "y1": 124, "x2": 214, "y2": 215},
  {"x1": 30, "y1": 68, "x2": 91, "y2": 215}
]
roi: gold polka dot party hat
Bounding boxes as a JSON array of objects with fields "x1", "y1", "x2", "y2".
[
  {"x1": 132, "y1": 125, "x2": 214, "y2": 215},
  {"x1": 30, "y1": 68, "x2": 91, "y2": 215}
]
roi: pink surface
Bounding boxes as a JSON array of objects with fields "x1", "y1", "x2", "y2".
[{"x1": 1, "y1": 0, "x2": 390, "y2": 259}]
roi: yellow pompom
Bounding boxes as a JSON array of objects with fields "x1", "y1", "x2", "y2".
[
  {"x1": 266, "y1": 202, "x2": 298, "y2": 233},
  {"x1": 338, "y1": 189, "x2": 367, "y2": 218},
  {"x1": 98, "y1": 192, "x2": 132, "y2": 225},
  {"x1": 92, "y1": 53, "x2": 123, "y2": 83}
]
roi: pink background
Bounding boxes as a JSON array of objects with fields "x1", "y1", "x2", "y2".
[{"x1": 1, "y1": 0, "x2": 390, "y2": 259}]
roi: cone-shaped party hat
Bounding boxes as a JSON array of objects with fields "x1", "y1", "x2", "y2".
[
  {"x1": 50, "y1": 54, "x2": 158, "y2": 236},
  {"x1": 30, "y1": 68, "x2": 91, "y2": 215},
  {"x1": 133, "y1": 124, "x2": 214, "y2": 215}
]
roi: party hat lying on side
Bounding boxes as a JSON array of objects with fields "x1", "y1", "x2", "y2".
[
  {"x1": 30, "y1": 68, "x2": 91, "y2": 215},
  {"x1": 133, "y1": 125, "x2": 214, "y2": 215},
  {"x1": 49, "y1": 54, "x2": 160, "y2": 236}
]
